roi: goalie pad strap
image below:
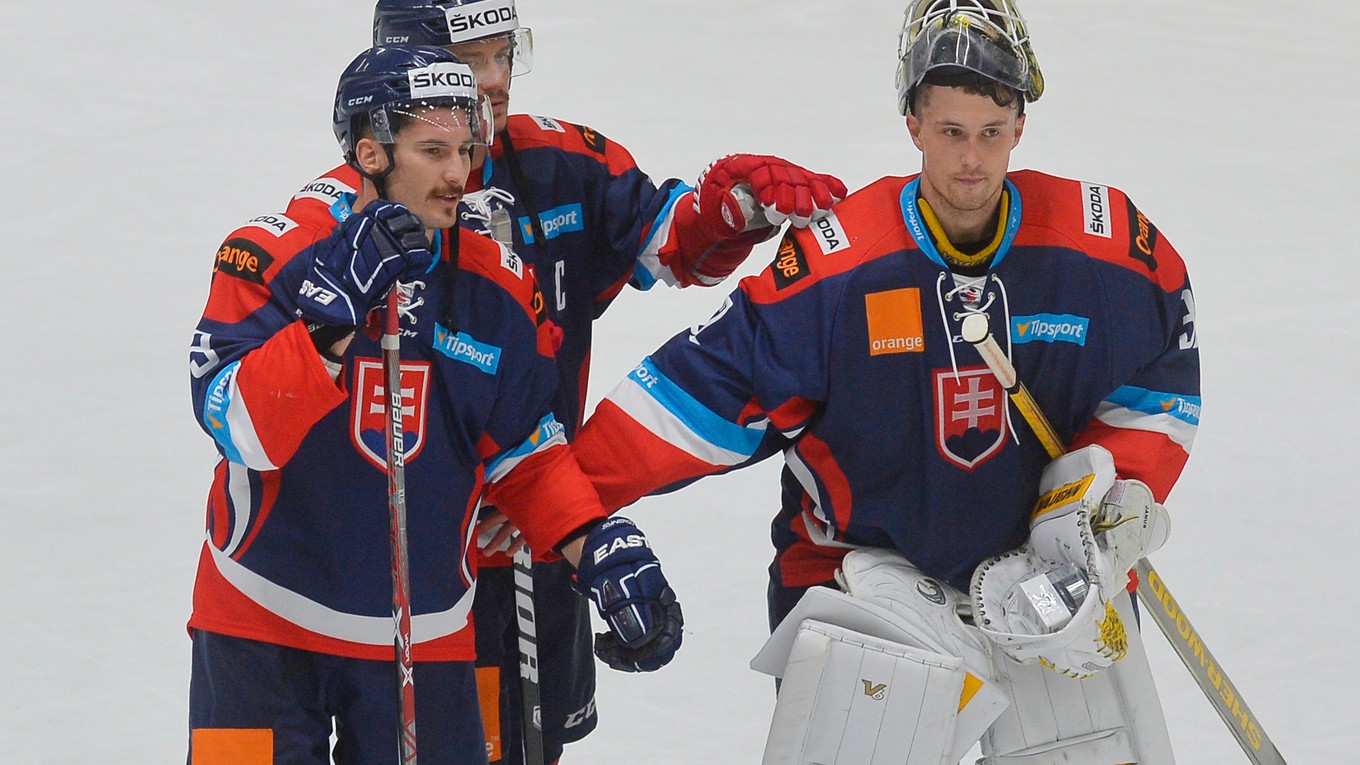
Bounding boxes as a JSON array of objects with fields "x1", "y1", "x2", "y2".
[{"x1": 981, "y1": 729, "x2": 1133, "y2": 765}]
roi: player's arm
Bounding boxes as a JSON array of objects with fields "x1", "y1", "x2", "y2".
[
  {"x1": 476, "y1": 297, "x2": 683, "y2": 672},
  {"x1": 648, "y1": 154, "x2": 848, "y2": 287},
  {"x1": 573, "y1": 127, "x2": 844, "y2": 299},
  {"x1": 188, "y1": 202, "x2": 433, "y2": 470},
  {"x1": 575, "y1": 251, "x2": 831, "y2": 510},
  {"x1": 1070, "y1": 245, "x2": 1201, "y2": 502},
  {"x1": 485, "y1": 424, "x2": 686, "y2": 673}
]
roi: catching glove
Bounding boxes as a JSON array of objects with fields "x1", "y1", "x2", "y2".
[
  {"x1": 972, "y1": 445, "x2": 1166, "y2": 678},
  {"x1": 295, "y1": 200, "x2": 434, "y2": 327},
  {"x1": 572, "y1": 517, "x2": 683, "y2": 672}
]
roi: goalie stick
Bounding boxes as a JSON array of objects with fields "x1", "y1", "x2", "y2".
[
  {"x1": 961, "y1": 313, "x2": 1287, "y2": 765},
  {"x1": 383, "y1": 288, "x2": 419, "y2": 764}
]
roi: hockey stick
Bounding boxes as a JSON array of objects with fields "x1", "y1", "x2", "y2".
[
  {"x1": 512, "y1": 545, "x2": 546, "y2": 765},
  {"x1": 487, "y1": 207, "x2": 546, "y2": 765},
  {"x1": 732, "y1": 185, "x2": 771, "y2": 231},
  {"x1": 960, "y1": 313, "x2": 1287, "y2": 765},
  {"x1": 383, "y1": 288, "x2": 419, "y2": 764}
]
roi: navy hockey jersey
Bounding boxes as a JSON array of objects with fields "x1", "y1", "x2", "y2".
[
  {"x1": 187, "y1": 197, "x2": 606, "y2": 661},
  {"x1": 573, "y1": 170, "x2": 1201, "y2": 592}
]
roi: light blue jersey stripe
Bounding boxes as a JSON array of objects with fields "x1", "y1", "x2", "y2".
[
  {"x1": 1106, "y1": 385, "x2": 1202, "y2": 427},
  {"x1": 629, "y1": 358, "x2": 765, "y2": 458},
  {"x1": 632, "y1": 183, "x2": 694, "y2": 290},
  {"x1": 485, "y1": 413, "x2": 567, "y2": 481},
  {"x1": 900, "y1": 177, "x2": 1022, "y2": 269},
  {"x1": 203, "y1": 361, "x2": 246, "y2": 465}
]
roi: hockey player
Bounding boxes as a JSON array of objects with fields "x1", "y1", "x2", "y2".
[
  {"x1": 186, "y1": 45, "x2": 682, "y2": 765},
  {"x1": 280, "y1": 2, "x2": 848, "y2": 763},
  {"x1": 571, "y1": 0, "x2": 1200, "y2": 761}
]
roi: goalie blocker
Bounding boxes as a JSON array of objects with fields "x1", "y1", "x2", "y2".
[{"x1": 753, "y1": 548, "x2": 1174, "y2": 764}]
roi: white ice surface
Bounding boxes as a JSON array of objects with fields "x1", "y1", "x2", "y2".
[{"x1": 2, "y1": 1, "x2": 1355, "y2": 762}]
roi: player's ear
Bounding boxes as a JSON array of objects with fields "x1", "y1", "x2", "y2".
[
  {"x1": 1013, "y1": 112, "x2": 1026, "y2": 147},
  {"x1": 906, "y1": 113, "x2": 925, "y2": 151},
  {"x1": 354, "y1": 137, "x2": 390, "y2": 176}
]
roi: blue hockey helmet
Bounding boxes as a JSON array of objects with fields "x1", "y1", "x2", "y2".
[
  {"x1": 373, "y1": 0, "x2": 534, "y2": 75},
  {"x1": 332, "y1": 45, "x2": 494, "y2": 165},
  {"x1": 895, "y1": 0, "x2": 1044, "y2": 115}
]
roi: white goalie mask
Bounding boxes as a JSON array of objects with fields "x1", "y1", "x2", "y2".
[{"x1": 895, "y1": 0, "x2": 1044, "y2": 115}]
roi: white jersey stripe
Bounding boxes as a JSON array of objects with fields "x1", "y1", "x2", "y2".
[
  {"x1": 1092, "y1": 401, "x2": 1196, "y2": 453},
  {"x1": 208, "y1": 537, "x2": 475, "y2": 645},
  {"x1": 222, "y1": 374, "x2": 276, "y2": 471},
  {"x1": 633, "y1": 186, "x2": 694, "y2": 289},
  {"x1": 223, "y1": 460, "x2": 254, "y2": 558},
  {"x1": 610, "y1": 374, "x2": 754, "y2": 467}
]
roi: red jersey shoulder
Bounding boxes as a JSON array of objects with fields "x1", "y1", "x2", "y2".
[
  {"x1": 213, "y1": 211, "x2": 329, "y2": 286},
  {"x1": 746, "y1": 176, "x2": 915, "y2": 305},
  {"x1": 285, "y1": 164, "x2": 360, "y2": 225},
  {"x1": 1009, "y1": 169, "x2": 1187, "y2": 292},
  {"x1": 204, "y1": 210, "x2": 330, "y2": 324},
  {"x1": 504, "y1": 113, "x2": 639, "y2": 175},
  {"x1": 456, "y1": 229, "x2": 558, "y2": 356},
  {"x1": 456, "y1": 228, "x2": 546, "y2": 320}
]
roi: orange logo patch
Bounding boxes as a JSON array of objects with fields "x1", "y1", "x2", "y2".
[
  {"x1": 191, "y1": 728, "x2": 272, "y2": 765},
  {"x1": 866, "y1": 288, "x2": 925, "y2": 355}
]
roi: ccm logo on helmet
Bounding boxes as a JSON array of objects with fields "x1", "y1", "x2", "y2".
[{"x1": 447, "y1": 6, "x2": 517, "y2": 34}]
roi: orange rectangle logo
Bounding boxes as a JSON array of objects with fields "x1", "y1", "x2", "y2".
[
  {"x1": 866, "y1": 288, "x2": 924, "y2": 355},
  {"x1": 476, "y1": 666, "x2": 503, "y2": 762},
  {"x1": 191, "y1": 728, "x2": 272, "y2": 765}
]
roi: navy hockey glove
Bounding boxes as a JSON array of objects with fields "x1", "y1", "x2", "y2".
[
  {"x1": 572, "y1": 517, "x2": 683, "y2": 672},
  {"x1": 295, "y1": 200, "x2": 434, "y2": 327}
]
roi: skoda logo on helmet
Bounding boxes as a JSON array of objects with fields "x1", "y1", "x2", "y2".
[
  {"x1": 407, "y1": 63, "x2": 477, "y2": 99},
  {"x1": 444, "y1": 0, "x2": 520, "y2": 43},
  {"x1": 448, "y1": 6, "x2": 516, "y2": 33}
]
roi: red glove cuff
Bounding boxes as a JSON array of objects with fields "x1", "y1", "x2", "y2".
[{"x1": 664, "y1": 199, "x2": 777, "y2": 287}]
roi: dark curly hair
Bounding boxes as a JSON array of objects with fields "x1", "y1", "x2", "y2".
[{"x1": 910, "y1": 65, "x2": 1024, "y2": 116}]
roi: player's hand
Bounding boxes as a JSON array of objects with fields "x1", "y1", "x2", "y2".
[
  {"x1": 295, "y1": 200, "x2": 434, "y2": 327},
  {"x1": 475, "y1": 507, "x2": 526, "y2": 557},
  {"x1": 695, "y1": 153, "x2": 847, "y2": 235},
  {"x1": 571, "y1": 517, "x2": 683, "y2": 672}
]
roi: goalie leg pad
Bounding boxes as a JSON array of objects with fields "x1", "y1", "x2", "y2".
[
  {"x1": 979, "y1": 592, "x2": 1176, "y2": 764},
  {"x1": 763, "y1": 620, "x2": 970, "y2": 765}
]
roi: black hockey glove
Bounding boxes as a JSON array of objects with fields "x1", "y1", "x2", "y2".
[
  {"x1": 295, "y1": 200, "x2": 434, "y2": 327},
  {"x1": 572, "y1": 517, "x2": 684, "y2": 673}
]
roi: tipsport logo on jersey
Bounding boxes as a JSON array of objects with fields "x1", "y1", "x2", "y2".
[
  {"x1": 1011, "y1": 314, "x2": 1090, "y2": 346},
  {"x1": 351, "y1": 359, "x2": 432, "y2": 472},
  {"x1": 933, "y1": 366, "x2": 1008, "y2": 471}
]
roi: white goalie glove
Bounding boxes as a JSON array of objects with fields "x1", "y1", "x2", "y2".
[{"x1": 971, "y1": 445, "x2": 1169, "y2": 678}]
